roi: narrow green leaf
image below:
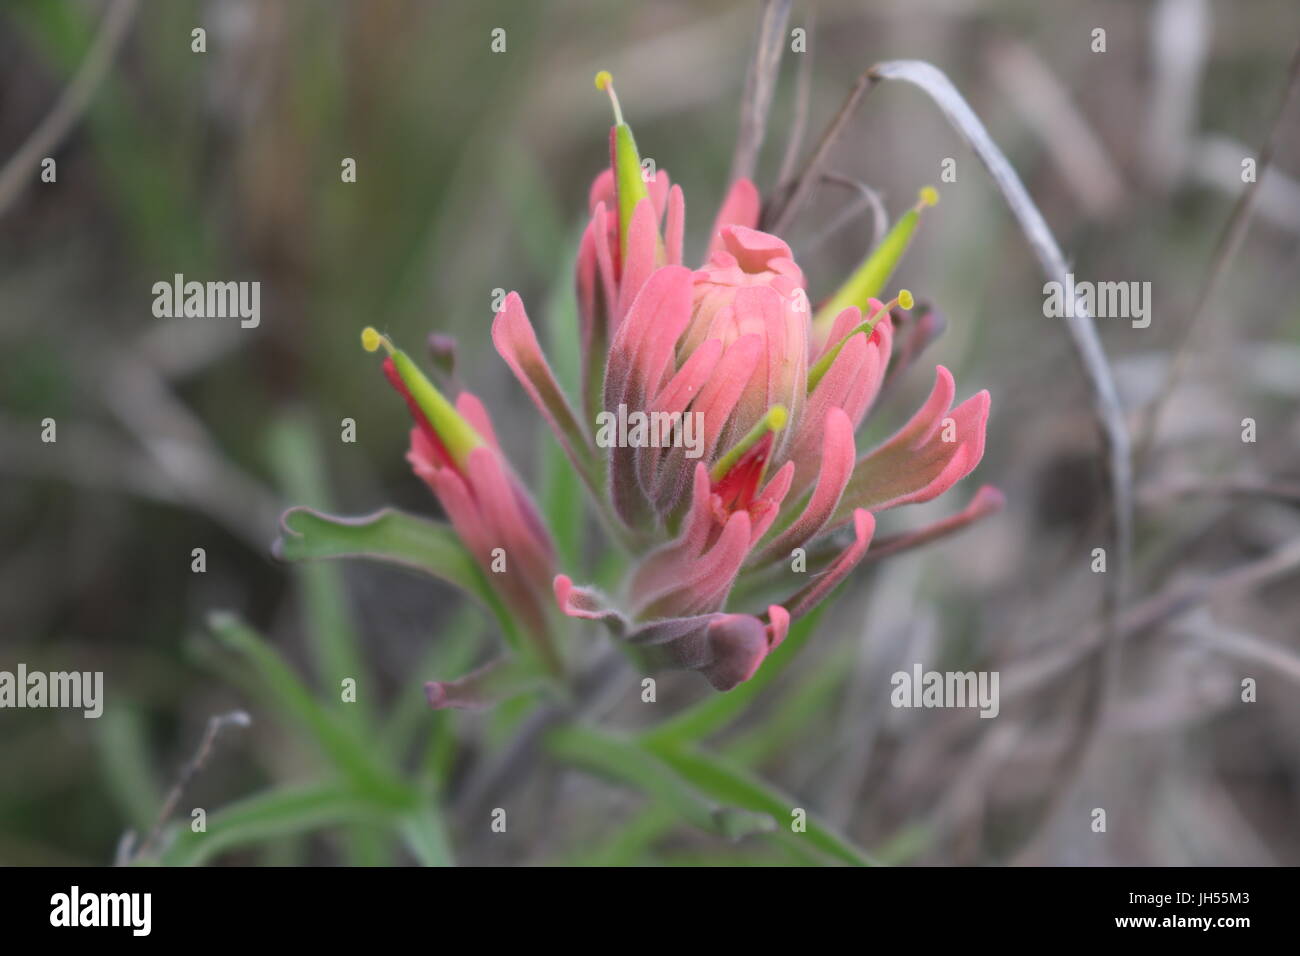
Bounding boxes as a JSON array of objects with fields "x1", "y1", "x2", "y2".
[
  {"x1": 653, "y1": 748, "x2": 873, "y2": 866},
  {"x1": 267, "y1": 416, "x2": 371, "y2": 727},
  {"x1": 502, "y1": 148, "x2": 571, "y2": 280},
  {"x1": 274, "y1": 506, "x2": 480, "y2": 596},
  {"x1": 547, "y1": 726, "x2": 775, "y2": 841},
  {"x1": 726, "y1": 643, "x2": 854, "y2": 765},
  {"x1": 267, "y1": 417, "x2": 384, "y2": 863},
  {"x1": 93, "y1": 705, "x2": 158, "y2": 833},
  {"x1": 159, "y1": 782, "x2": 380, "y2": 867},
  {"x1": 398, "y1": 807, "x2": 454, "y2": 867},
  {"x1": 273, "y1": 505, "x2": 522, "y2": 651},
  {"x1": 556, "y1": 636, "x2": 865, "y2": 866},
  {"x1": 206, "y1": 612, "x2": 412, "y2": 808},
  {"x1": 342, "y1": 826, "x2": 393, "y2": 866},
  {"x1": 558, "y1": 803, "x2": 678, "y2": 866}
]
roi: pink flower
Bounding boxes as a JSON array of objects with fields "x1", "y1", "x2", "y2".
[
  {"x1": 489, "y1": 73, "x2": 999, "y2": 690},
  {"x1": 360, "y1": 328, "x2": 559, "y2": 673}
]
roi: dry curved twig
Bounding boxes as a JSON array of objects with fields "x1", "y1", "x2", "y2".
[
  {"x1": 804, "y1": 171, "x2": 889, "y2": 254},
  {"x1": 1134, "y1": 39, "x2": 1300, "y2": 468},
  {"x1": 126, "y1": 710, "x2": 252, "y2": 863},
  {"x1": 859, "y1": 58, "x2": 1134, "y2": 852},
  {"x1": 730, "y1": 0, "x2": 792, "y2": 185},
  {"x1": 0, "y1": 0, "x2": 139, "y2": 219}
]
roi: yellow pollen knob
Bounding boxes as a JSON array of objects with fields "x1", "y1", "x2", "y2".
[
  {"x1": 918, "y1": 186, "x2": 939, "y2": 208},
  {"x1": 361, "y1": 326, "x2": 393, "y2": 355},
  {"x1": 898, "y1": 289, "x2": 915, "y2": 310},
  {"x1": 595, "y1": 69, "x2": 625, "y2": 126}
]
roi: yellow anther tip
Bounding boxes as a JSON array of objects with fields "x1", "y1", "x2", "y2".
[
  {"x1": 361, "y1": 327, "x2": 382, "y2": 352},
  {"x1": 898, "y1": 289, "x2": 915, "y2": 310},
  {"x1": 595, "y1": 70, "x2": 612, "y2": 92},
  {"x1": 919, "y1": 186, "x2": 939, "y2": 207},
  {"x1": 768, "y1": 405, "x2": 789, "y2": 431}
]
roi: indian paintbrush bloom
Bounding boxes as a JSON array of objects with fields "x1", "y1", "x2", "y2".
[
  {"x1": 361, "y1": 72, "x2": 998, "y2": 698},
  {"x1": 359, "y1": 328, "x2": 561, "y2": 680}
]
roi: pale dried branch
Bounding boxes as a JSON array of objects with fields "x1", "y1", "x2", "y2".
[
  {"x1": 1140, "y1": 474, "x2": 1300, "y2": 507},
  {"x1": 775, "y1": 5, "x2": 814, "y2": 187},
  {"x1": 0, "y1": 0, "x2": 139, "y2": 219},
  {"x1": 1003, "y1": 533, "x2": 1300, "y2": 701},
  {"x1": 1134, "y1": 39, "x2": 1300, "y2": 467},
  {"x1": 804, "y1": 171, "x2": 889, "y2": 253},
  {"x1": 730, "y1": 0, "x2": 793, "y2": 184},
  {"x1": 861, "y1": 60, "x2": 1134, "y2": 824},
  {"x1": 763, "y1": 68, "x2": 872, "y2": 233},
  {"x1": 126, "y1": 710, "x2": 251, "y2": 863}
]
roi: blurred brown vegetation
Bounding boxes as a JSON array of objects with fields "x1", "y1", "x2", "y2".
[{"x1": 1, "y1": 0, "x2": 1298, "y2": 865}]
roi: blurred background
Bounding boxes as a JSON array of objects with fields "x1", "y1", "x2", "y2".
[{"x1": 1, "y1": 0, "x2": 1298, "y2": 866}]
